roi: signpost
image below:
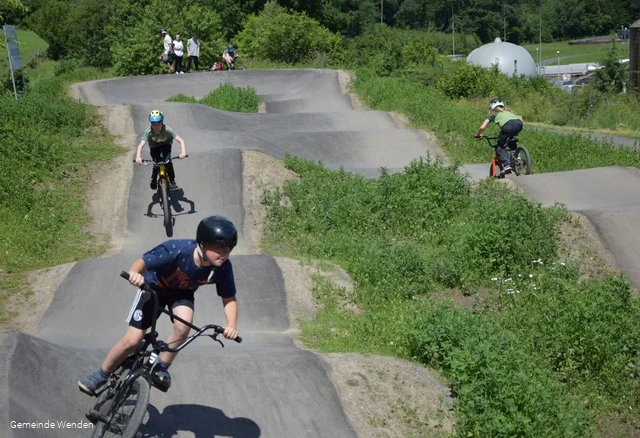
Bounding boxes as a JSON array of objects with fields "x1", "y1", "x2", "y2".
[{"x1": 3, "y1": 24, "x2": 25, "y2": 100}]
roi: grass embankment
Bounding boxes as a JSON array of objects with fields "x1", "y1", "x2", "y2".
[
  {"x1": 0, "y1": 67, "x2": 123, "y2": 324},
  {"x1": 263, "y1": 154, "x2": 640, "y2": 437},
  {"x1": 167, "y1": 83, "x2": 260, "y2": 113},
  {"x1": 351, "y1": 69, "x2": 640, "y2": 173},
  {"x1": 522, "y1": 40, "x2": 612, "y2": 64}
]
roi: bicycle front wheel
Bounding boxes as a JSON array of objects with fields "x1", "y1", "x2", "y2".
[
  {"x1": 91, "y1": 377, "x2": 150, "y2": 438},
  {"x1": 159, "y1": 182, "x2": 172, "y2": 236},
  {"x1": 514, "y1": 146, "x2": 531, "y2": 175}
]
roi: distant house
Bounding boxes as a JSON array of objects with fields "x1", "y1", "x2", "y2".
[
  {"x1": 466, "y1": 38, "x2": 537, "y2": 78},
  {"x1": 631, "y1": 19, "x2": 640, "y2": 90}
]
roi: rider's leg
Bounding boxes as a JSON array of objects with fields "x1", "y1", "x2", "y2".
[
  {"x1": 152, "y1": 302, "x2": 194, "y2": 390},
  {"x1": 101, "y1": 326, "x2": 146, "y2": 373},
  {"x1": 159, "y1": 304, "x2": 194, "y2": 366}
]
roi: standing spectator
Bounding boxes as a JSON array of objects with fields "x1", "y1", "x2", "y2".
[
  {"x1": 161, "y1": 29, "x2": 173, "y2": 74},
  {"x1": 173, "y1": 34, "x2": 185, "y2": 74},
  {"x1": 186, "y1": 32, "x2": 200, "y2": 73}
]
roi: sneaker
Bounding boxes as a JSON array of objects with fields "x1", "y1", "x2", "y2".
[
  {"x1": 179, "y1": 71, "x2": 184, "y2": 74},
  {"x1": 500, "y1": 165, "x2": 513, "y2": 176},
  {"x1": 169, "y1": 181, "x2": 180, "y2": 191},
  {"x1": 150, "y1": 178, "x2": 158, "y2": 190},
  {"x1": 78, "y1": 370, "x2": 108, "y2": 396},
  {"x1": 152, "y1": 368, "x2": 171, "y2": 392}
]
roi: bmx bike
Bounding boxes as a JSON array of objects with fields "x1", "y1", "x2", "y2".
[
  {"x1": 135, "y1": 155, "x2": 187, "y2": 236},
  {"x1": 85, "y1": 271, "x2": 242, "y2": 438},
  {"x1": 480, "y1": 135, "x2": 531, "y2": 178}
]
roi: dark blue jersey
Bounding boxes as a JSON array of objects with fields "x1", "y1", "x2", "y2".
[{"x1": 142, "y1": 239, "x2": 236, "y2": 298}]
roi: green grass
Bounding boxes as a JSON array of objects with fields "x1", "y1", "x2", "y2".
[
  {"x1": 522, "y1": 39, "x2": 614, "y2": 64},
  {"x1": 167, "y1": 83, "x2": 260, "y2": 112},
  {"x1": 351, "y1": 69, "x2": 640, "y2": 173},
  {"x1": 0, "y1": 66, "x2": 124, "y2": 323},
  {"x1": 261, "y1": 154, "x2": 640, "y2": 436}
]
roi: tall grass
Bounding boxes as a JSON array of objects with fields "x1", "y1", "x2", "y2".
[
  {"x1": 352, "y1": 68, "x2": 640, "y2": 172},
  {"x1": 0, "y1": 67, "x2": 123, "y2": 322},
  {"x1": 167, "y1": 83, "x2": 260, "y2": 112},
  {"x1": 263, "y1": 154, "x2": 640, "y2": 436}
]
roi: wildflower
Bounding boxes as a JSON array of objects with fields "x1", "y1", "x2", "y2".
[{"x1": 529, "y1": 274, "x2": 533, "y2": 278}]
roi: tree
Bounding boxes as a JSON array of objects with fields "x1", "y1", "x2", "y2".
[{"x1": 0, "y1": 0, "x2": 27, "y2": 22}]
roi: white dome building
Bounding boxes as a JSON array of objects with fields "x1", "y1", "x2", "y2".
[{"x1": 466, "y1": 38, "x2": 537, "y2": 77}]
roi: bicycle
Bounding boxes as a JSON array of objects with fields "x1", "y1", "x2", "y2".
[
  {"x1": 480, "y1": 135, "x2": 531, "y2": 178},
  {"x1": 135, "y1": 155, "x2": 187, "y2": 236},
  {"x1": 85, "y1": 271, "x2": 242, "y2": 438}
]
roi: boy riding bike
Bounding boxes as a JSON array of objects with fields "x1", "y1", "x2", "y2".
[
  {"x1": 135, "y1": 110, "x2": 187, "y2": 191},
  {"x1": 78, "y1": 216, "x2": 240, "y2": 395},
  {"x1": 474, "y1": 98, "x2": 523, "y2": 176}
]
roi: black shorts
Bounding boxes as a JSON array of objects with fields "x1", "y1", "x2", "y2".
[{"x1": 125, "y1": 289, "x2": 195, "y2": 330}]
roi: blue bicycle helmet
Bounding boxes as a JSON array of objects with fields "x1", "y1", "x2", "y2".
[{"x1": 149, "y1": 110, "x2": 164, "y2": 123}]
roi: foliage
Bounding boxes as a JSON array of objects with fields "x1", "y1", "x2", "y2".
[
  {"x1": 593, "y1": 41, "x2": 628, "y2": 94},
  {"x1": 24, "y1": 0, "x2": 71, "y2": 60},
  {"x1": 0, "y1": 69, "x2": 122, "y2": 276},
  {"x1": 108, "y1": 0, "x2": 225, "y2": 75},
  {"x1": 68, "y1": 0, "x2": 113, "y2": 68},
  {"x1": 0, "y1": 0, "x2": 27, "y2": 21},
  {"x1": 167, "y1": 83, "x2": 260, "y2": 113},
  {"x1": 235, "y1": 1, "x2": 344, "y2": 65}
]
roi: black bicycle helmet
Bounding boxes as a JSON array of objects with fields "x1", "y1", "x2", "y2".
[{"x1": 196, "y1": 216, "x2": 238, "y2": 248}]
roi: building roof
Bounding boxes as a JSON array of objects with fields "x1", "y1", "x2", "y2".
[
  {"x1": 631, "y1": 18, "x2": 640, "y2": 28},
  {"x1": 466, "y1": 37, "x2": 537, "y2": 77}
]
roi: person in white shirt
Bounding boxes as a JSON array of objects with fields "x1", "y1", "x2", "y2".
[
  {"x1": 173, "y1": 34, "x2": 185, "y2": 74},
  {"x1": 161, "y1": 29, "x2": 174, "y2": 74}
]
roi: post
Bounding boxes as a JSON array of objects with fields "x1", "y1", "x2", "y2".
[
  {"x1": 536, "y1": 47, "x2": 539, "y2": 74},
  {"x1": 452, "y1": 4, "x2": 455, "y2": 56},
  {"x1": 556, "y1": 50, "x2": 560, "y2": 82}
]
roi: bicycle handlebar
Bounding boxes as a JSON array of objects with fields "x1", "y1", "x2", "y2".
[
  {"x1": 119, "y1": 271, "x2": 242, "y2": 345},
  {"x1": 133, "y1": 154, "x2": 189, "y2": 164}
]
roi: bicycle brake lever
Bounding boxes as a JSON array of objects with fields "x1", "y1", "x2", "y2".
[{"x1": 209, "y1": 334, "x2": 224, "y2": 347}]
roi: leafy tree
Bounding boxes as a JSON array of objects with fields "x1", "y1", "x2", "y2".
[
  {"x1": 236, "y1": 1, "x2": 343, "y2": 64},
  {"x1": 25, "y1": 0, "x2": 72, "y2": 60},
  {"x1": 68, "y1": 0, "x2": 114, "y2": 67},
  {"x1": 109, "y1": 0, "x2": 224, "y2": 75},
  {"x1": 0, "y1": 0, "x2": 27, "y2": 21},
  {"x1": 594, "y1": 41, "x2": 627, "y2": 93}
]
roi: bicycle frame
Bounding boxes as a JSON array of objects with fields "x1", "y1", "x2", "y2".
[
  {"x1": 480, "y1": 135, "x2": 530, "y2": 178},
  {"x1": 86, "y1": 271, "x2": 241, "y2": 432}
]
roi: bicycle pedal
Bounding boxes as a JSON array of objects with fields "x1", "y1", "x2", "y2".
[
  {"x1": 151, "y1": 380, "x2": 170, "y2": 392},
  {"x1": 86, "y1": 409, "x2": 108, "y2": 425}
]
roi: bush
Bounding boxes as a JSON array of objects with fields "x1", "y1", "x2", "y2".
[{"x1": 235, "y1": 1, "x2": 344, "y2": 64}]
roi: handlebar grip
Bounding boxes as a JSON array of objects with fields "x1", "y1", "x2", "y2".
[
  {"x1": 234, "y1": 336, "x2": 243, "y2": 343},
  {"x1": 120, "y1": 270, "x2": 130, "y2": 280}
]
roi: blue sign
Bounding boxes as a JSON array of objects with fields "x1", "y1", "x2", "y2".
[{"x1": 3, "y1": 24, "x2": 23, "y2": 71}]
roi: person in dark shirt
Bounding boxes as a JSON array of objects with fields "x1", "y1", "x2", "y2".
[{"x1": 79, "y1": 216, "x2": 240, "y2": 395}]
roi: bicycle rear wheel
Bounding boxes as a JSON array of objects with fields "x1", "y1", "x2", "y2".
[
  {"x1": 514, "y1": 146, "x2": 532, "y2": 175},
  {"x1": 91, "y1": 377, "x2": 150, "y2": 438}
]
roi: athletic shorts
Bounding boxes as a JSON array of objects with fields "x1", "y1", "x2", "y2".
[{"x1": 126, "y1": 289, "x2": 195, "y2": 330}]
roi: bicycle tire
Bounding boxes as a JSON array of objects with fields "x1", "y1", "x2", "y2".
[
  {"x1": 91, "y1": 377, "x2": 150, "y2": 438},
  {"x1": 159, "y1": 182, "x2": 172, "y2": 235},
  {"x1": 514, "y1": 146, "x2": 532, "y2": 176}
]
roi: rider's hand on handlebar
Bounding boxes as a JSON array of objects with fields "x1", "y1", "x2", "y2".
[
  {"x1": 135, "y1": 156, "x2": 143, "y2": 165},
  {"x1": 128, "y1": 271, "x2": 145, "y2": 288},
  {"x1": 223, "y1": 326, "x2": 238, "y2": 340},
  {"x1": 179, "y1": 153, "x2": 187, "y2": 159},
  {"x1": 474, "y1": 134, "x2": 483, "y2": 139}
]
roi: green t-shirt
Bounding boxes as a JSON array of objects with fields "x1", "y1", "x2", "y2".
[
  {"x1": 486, "y1": 110, "x2": 522, "y2": 127},
  {"x1": 142, "y1": 124, "x2": 177, "y2": 148}
]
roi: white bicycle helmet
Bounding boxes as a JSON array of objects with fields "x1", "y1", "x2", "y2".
[{"x1": 489, "y1": 98, "x2": 504, "y2": 110}]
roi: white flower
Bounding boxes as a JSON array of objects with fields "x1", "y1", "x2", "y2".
[
  {"x1": 491, "y1": 277, "x2": 498, "y2": 281},
  {"x1": 529, "y1": 274, "x2": 534, "y2": 278}
]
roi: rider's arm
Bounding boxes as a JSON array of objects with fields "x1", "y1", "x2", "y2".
[
  {"x1": 128, "y1": 258, "x2": 147, "y2": 287},
  {"x1": 221, "y1": 296, "x2": 238, "y2": 339},
  {"x1": 174, "y1": 135, "x2": 187, "y2": 158},
  {"x1": 135, "y1": 139, "x2": 146, "y2": 162},
  {"x1": 474, "y1": 118, "x2": 490, "y2": 138}
]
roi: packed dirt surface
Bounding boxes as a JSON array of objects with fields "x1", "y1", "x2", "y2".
[{"x1": 9, "y1": 75, "x2": 624, "y2": 437}]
